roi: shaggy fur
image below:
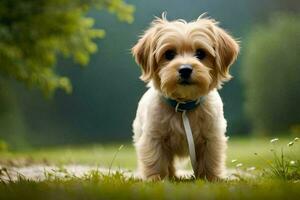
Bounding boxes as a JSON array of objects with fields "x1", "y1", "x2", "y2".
[{"x1": 132, "y1": 14, "x2": 239, "y2": 181}]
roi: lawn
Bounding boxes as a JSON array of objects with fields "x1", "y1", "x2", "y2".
[{"x1": 0, "y1": 137, "x2": 299, "y2": 199}]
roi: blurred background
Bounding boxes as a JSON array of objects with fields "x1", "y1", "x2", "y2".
[{"x1": 0, "y1": 0, "x2": 299, "y2": 150}]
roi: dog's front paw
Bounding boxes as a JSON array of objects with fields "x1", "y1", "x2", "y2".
[
  {"x1": 196, "y1": 171, "x2": 225, "y2": 182},
  {"x1": 146, "y1": 174, "x2": 162, "y2": 182},
  {"x1": 206, "y1": 175, "x2": 223, "y2": 182}
]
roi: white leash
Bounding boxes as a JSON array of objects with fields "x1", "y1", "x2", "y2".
[
  {"x1": 167, "y1": 96, "x2": 205, "y2": 176},
  {"x1": 181, "y1": 111, "x2": 197, "y2": 175}
]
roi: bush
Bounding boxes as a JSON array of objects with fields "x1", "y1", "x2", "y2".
[
  {"x1": 241, "y1": 14, "x2": 300, "y2": 134},
  {"x1": 0, "y1": 0, "x2": 134, "y2": 97}
]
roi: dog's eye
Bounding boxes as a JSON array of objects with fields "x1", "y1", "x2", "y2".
[
  {"x1": 195, "y1": 49, "x2": 206, "y2": 60},
  {"x1": 164, "y1": 50, "x2": 176, "y2": 60}
]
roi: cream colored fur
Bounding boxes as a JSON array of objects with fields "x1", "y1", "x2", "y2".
[{"x1": 132, "y1": 14, "x2": 239, "y2": 181}]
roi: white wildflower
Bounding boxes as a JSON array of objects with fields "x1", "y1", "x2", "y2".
[
  {"x1": 294, "y1": 137, "x2": 299, "y2": 142},
  {"x1": 270, "y1": 138, "x2": 279, "y2": 143},
  {"x1": 236, "y1": 163, "x2": 243, "y2": 168},
  {"x1": 290, "y1": 160, "x2": 296, "y2": 166},
  {"x1": 288, "y1": 141, "x2": 294, "y2": 147},
  {"x1": 231, "y1": 159, "x2": 237, "y2": 163},
  {"x1": 246, "y1": 167, "x2": 256, "y2": 171}
]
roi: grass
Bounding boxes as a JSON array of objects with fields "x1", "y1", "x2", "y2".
[
  {"x1": 1, "y1": 173, "x2": 300, "y2": 200},
  {"x1": 1, "y1": 137, "x2": 298, "y2": 169},
  {"x1": 0, "y1": 137, "x2": 299, "y2": 199}
]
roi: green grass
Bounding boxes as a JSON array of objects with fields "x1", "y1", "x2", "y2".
[
  {"x1": 0, "y1": 137, "x2": 299, "y2": 200},
  {"x1": 0, "y1": 143, "x2": 136, "y2": 169},
  {"x1": 0, "y1": 173, "x2": 300, "y2": 200},
  {"x1": 1, "y1": 137, "x2": 299, "y2": 169}
]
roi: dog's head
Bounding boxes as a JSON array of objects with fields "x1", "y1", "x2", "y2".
[{"x1": 132, "y1": 14, "x2": 239, "y2": 101}]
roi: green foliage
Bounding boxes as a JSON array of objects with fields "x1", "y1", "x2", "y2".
[
  {"x1": 0, "y1": 140, "x2": 8, "y2": 152},
  {"x1": 0, "y1": 0, "x2": 134, "y2": 96},
  {"x1": 241, "y1": 13, "x2": 300, "y2": 134}
]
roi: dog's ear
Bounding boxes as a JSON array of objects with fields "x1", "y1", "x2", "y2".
[
  {"x1": 132, "y1": 28, "x2": 156, "y2": 82},
  {"x1": 215, "y1": 26, "x2": 239, "y2": 81},
  {"x1": 132, "y1": 18, "x2": 166, "y2": 82}
]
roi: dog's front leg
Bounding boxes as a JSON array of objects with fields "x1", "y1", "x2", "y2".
[
  {"x1": 195, "y1": 136, "x2": 227, "y2": 181},
  {"x1": 136, "y1": 134, "x2": 170, "y2": 181}
]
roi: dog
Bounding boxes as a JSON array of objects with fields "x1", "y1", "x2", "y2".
[{"x1": 131, "y1": 14, "x2": 239, "y2": 181}]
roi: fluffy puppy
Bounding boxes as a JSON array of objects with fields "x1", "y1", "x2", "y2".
[{"x1": 132, "y1": 14, "x2": 239, "y2": 181}]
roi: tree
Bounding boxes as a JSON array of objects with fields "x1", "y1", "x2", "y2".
[
  {"x1": 241, "y1": 14, "x2": 300, "y2": 134},
  {"x1": 0, "y1": 0, "x2": 134, "y2": 96}
]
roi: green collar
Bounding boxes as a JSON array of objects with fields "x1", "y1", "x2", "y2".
[{"x1": 163, "y1": 96, "x2": 206, "y2": 112}]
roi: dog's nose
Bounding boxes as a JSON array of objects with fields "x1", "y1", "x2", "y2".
[{"x1": 179, "y1": 64, "x2": 193, "y2": 79}]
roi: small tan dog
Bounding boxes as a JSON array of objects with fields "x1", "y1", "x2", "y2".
[{"x1": 132, "y1": 14, "x2": 239, "y2": 181}]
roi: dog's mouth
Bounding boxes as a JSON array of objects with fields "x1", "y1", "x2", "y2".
[{"x1": 178, "y1": 79, "x2": 194, "y2": 85}]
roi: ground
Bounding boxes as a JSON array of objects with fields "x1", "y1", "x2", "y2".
[{"x1": 0, "y1": 137, "x2": 299, "y2": 199}]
